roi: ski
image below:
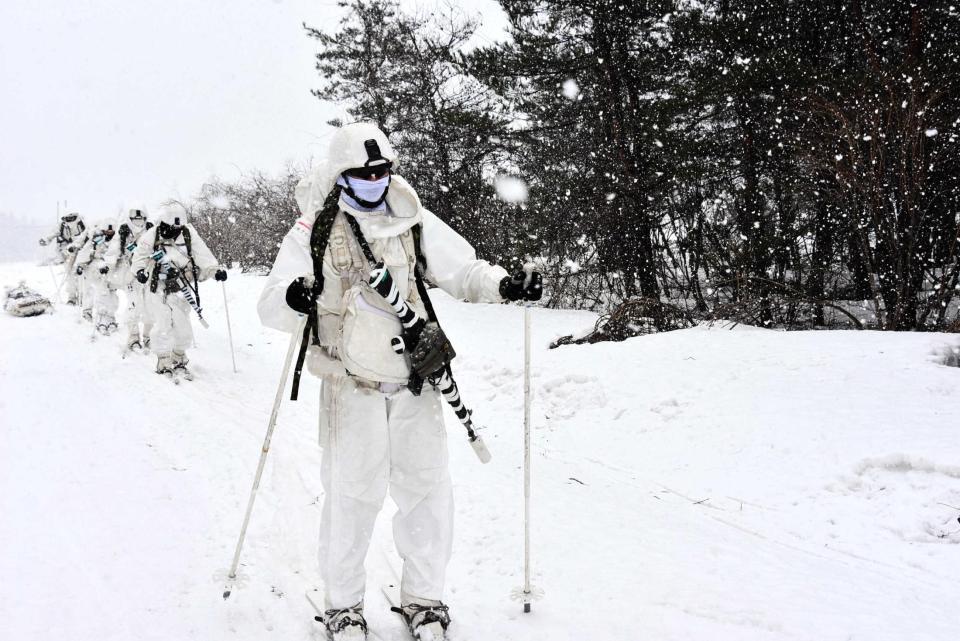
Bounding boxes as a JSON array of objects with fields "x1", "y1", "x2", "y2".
[
  {"x1": 380, "y1": 585, "x2": 449, "y2": 641},
  {"x1": 305, "y1": 589, "x2": 389, "y2": 641},
  {"x1": 121, "y1": 341, "x2": 141, "y2": 359}
]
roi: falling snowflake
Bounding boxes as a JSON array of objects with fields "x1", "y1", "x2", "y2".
[
  {"x1": 211, "y1": 194, "x2": 232, "y2": 209},
  {"x1": 494, "y1": 175, "x2": 529, "y2": 204},
  {"x1": 562, "y1": 79, "x2": 580, "y2": 100}
]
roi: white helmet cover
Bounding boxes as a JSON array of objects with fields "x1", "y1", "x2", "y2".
[
  {"x1": 294, "y1": 122, "x2": 423, "y2": 230},
  {"x1": 327, "y1": 122, "x2": 398, "y2": 176},
  {"x1": 155, "y1": 203, "x2": 189, "y2": 227},
  {"x1": 120, "y1": 203, "x2": 149, "y2": 231}
]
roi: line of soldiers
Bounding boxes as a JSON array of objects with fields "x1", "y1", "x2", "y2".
[{"x1": 40, "y1": 203, "x2": 227, "y2": 379}]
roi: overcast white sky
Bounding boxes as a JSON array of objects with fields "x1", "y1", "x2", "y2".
[{"x1": 0, "y1": 0, "x2": 508, "y2": 226}]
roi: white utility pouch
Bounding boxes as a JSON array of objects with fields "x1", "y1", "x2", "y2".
[{"x1": 338, "y1": 284, "x2": 410, "y2": 384}]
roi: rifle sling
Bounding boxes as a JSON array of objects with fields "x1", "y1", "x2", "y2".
[{"x1": 344, "y1": 214, "x2": 438, "y2": 322}]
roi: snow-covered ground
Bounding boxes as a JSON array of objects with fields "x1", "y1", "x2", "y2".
[{"x1": 2, "y1": 261, "x2": 959, "y2": 641}]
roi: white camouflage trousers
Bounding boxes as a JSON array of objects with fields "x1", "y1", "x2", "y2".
[
  {"x1": 146, "y1": 291, "x2": 194, "y2": 356},
  {"x1": 92, "y1": 275, "x2": 118, "y2": 326},
  {"x1": 319, "y1": 375, "x2": 453, "y2": 609},
  {"x1": 61, "y1": 251, "x2": 79, "y2": 301},
  {"x1": 124, "y1": 280, "x2": 153, "y2": 341}
]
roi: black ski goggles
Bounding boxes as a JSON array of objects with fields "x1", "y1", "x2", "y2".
[
  {"x1": 129, "y1": 209, "x2": 145, "y2": 219},
  {"x1": 345, "y1": 162, "x2": 392, "y2": 180},
  {"x1": 63, "y1": 214, "x2": 79, "y2": 223}
]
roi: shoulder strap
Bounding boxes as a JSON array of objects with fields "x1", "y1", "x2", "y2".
[
  {"x1": 291, "y1": 185, "x2": 343, "y2": 402},
  {"x1": 181, "y1": 227, "x2": 200, "y2": 305},
  {"x1": 343, "y1": 214, "x2": 378, "y2": 267},
  {"x1": 149, "y1": 232, "x2": 161, "y2": 293},
  {"x1": 346, "y1": 216, "x2": 439, "y2": 323},
  {"x1": 309, "y1": 186, "x2": 344, "y2": 288},
  {"x1": 182, "y1": 227, "x2": 194, "y2": 261},
  {"x1": 410, "y1": 224, "x2": 438, "y2": 322},
  {"x1": 411, "y1": 224, "x2": 428, "y2": 274}
]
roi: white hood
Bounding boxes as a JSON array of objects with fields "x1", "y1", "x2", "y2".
[
  {"x1": 295, "y1": 123, "x2": 422, "y2": 238},
  {"x1": 118, "y1": 202, "x2": 149, "y2": 232},
  {"x1": 153, "y1": 202, "x2": 189, "y2": 227}
]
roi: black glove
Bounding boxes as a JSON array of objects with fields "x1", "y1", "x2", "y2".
[
  {"x1": 99, "y1": 265, "x2": 109, "y2": 275},
  {"x1": 67, "y1": 246, "x2": 76, "y2": 254},
  {"x1": 165, "y1": 265, "x2": 180, "y2": 280},
  {"x1": 214, "y1": 269, "x2": 228, "y2": 282},
  {"x1": 285, "y1": 277, "x2": 316, "y2": 314},
  {"x1": 500, "y1": 269, "x2": 543, "y2": 302},
  {"x1": 76, "y1": 266, "x2": 84, "y2": 275},
  {"x1": 135, "y1": 269, "x2": 149, "y2": 284}
]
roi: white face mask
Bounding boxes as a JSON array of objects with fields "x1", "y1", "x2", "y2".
[
  {"x1": 343, "y1": 174, "x2": 390, "y2": 211},
  {"x1": 129, "y1": 216, "x2": 146, "y2": 231}
]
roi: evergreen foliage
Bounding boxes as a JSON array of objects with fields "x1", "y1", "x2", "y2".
[{"x1": 189, "y1": 0, "x2": 960, "y2": 332}]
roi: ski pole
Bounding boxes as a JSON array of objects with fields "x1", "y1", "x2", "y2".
[
  {"x1": 77, "y1": 274, "x2": 84, "y2": 317},
  {"x1": 511, "y1": 268, "x2": 543, "y2": 612},
  {"x1": 522, "y1": 304, "x2": 532, "y2": 612},
  {"x1": 221, "y1": 281, "x2": 237, "y2": 373},
  {"x1": 223, "y1": 315, "x2": 306, "y2": 599},
  {"x1": 47, "y1": 265, "x2": 62, "y2": 305}
]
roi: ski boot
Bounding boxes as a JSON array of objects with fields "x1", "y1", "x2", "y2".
[
  {"x1": 97, "y1": 320, "x2": 118, "y2": 336},
  {"x1": 123, "y1": 335, "x2": 142, "y2": 358},
  {"x1": 173, "y1": 362, "x2": 194, "y2": 381},
  {"x1": 156, "y1": 353, "x2": 178, "y2": 384},
  {"x1": 393, "y1": 598, "x2": 450, "y2": 641},
  {"x1": 82, "y1": 308, "x2": 93, "y2": 322},
  {"x1": 65, "y1": 297, "x2": 78, "y2": 306},
  {"x1": 173, "y1": 351, "x2": 194, "y2": 381},
  {"x1": 322, "y1": 602, "x2": 367, "y2": 641}
]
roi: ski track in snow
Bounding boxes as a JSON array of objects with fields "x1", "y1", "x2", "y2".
[{"x1": 2, "y1": 261, "x2": 959, "y2": 641}]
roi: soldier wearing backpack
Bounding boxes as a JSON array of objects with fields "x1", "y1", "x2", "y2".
[
  {"x1": 131, "y1": 204, "x2": 226, "y2": 380},
  {"x1": 258, "y1": 123, "x2": 542, "y2": 641},
  {"x1": 104, "y1": 205, "x2": 154, "y2": 352}
]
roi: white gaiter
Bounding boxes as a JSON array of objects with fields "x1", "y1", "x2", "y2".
[{"x1": 338, "y1": 174, "x2": 390, "y2": 213}]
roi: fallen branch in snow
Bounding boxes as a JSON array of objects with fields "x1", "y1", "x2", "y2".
[{"x1": 550, "y1": 297, "x2": 694, "y2": 348}]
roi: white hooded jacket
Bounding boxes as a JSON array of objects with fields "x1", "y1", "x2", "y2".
[
  {"x1": 131, "y1": 223, "x2": 220, "y2": 291},
  {"x1": 75, "y1": 227, "x2": 113, "y2": 274},
  {"x1": 104, "y1": 217, "x2": 151, "y2": 287},
  {"x1": 258, "y1": 123, "x2": 508, "y2": 382}
]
